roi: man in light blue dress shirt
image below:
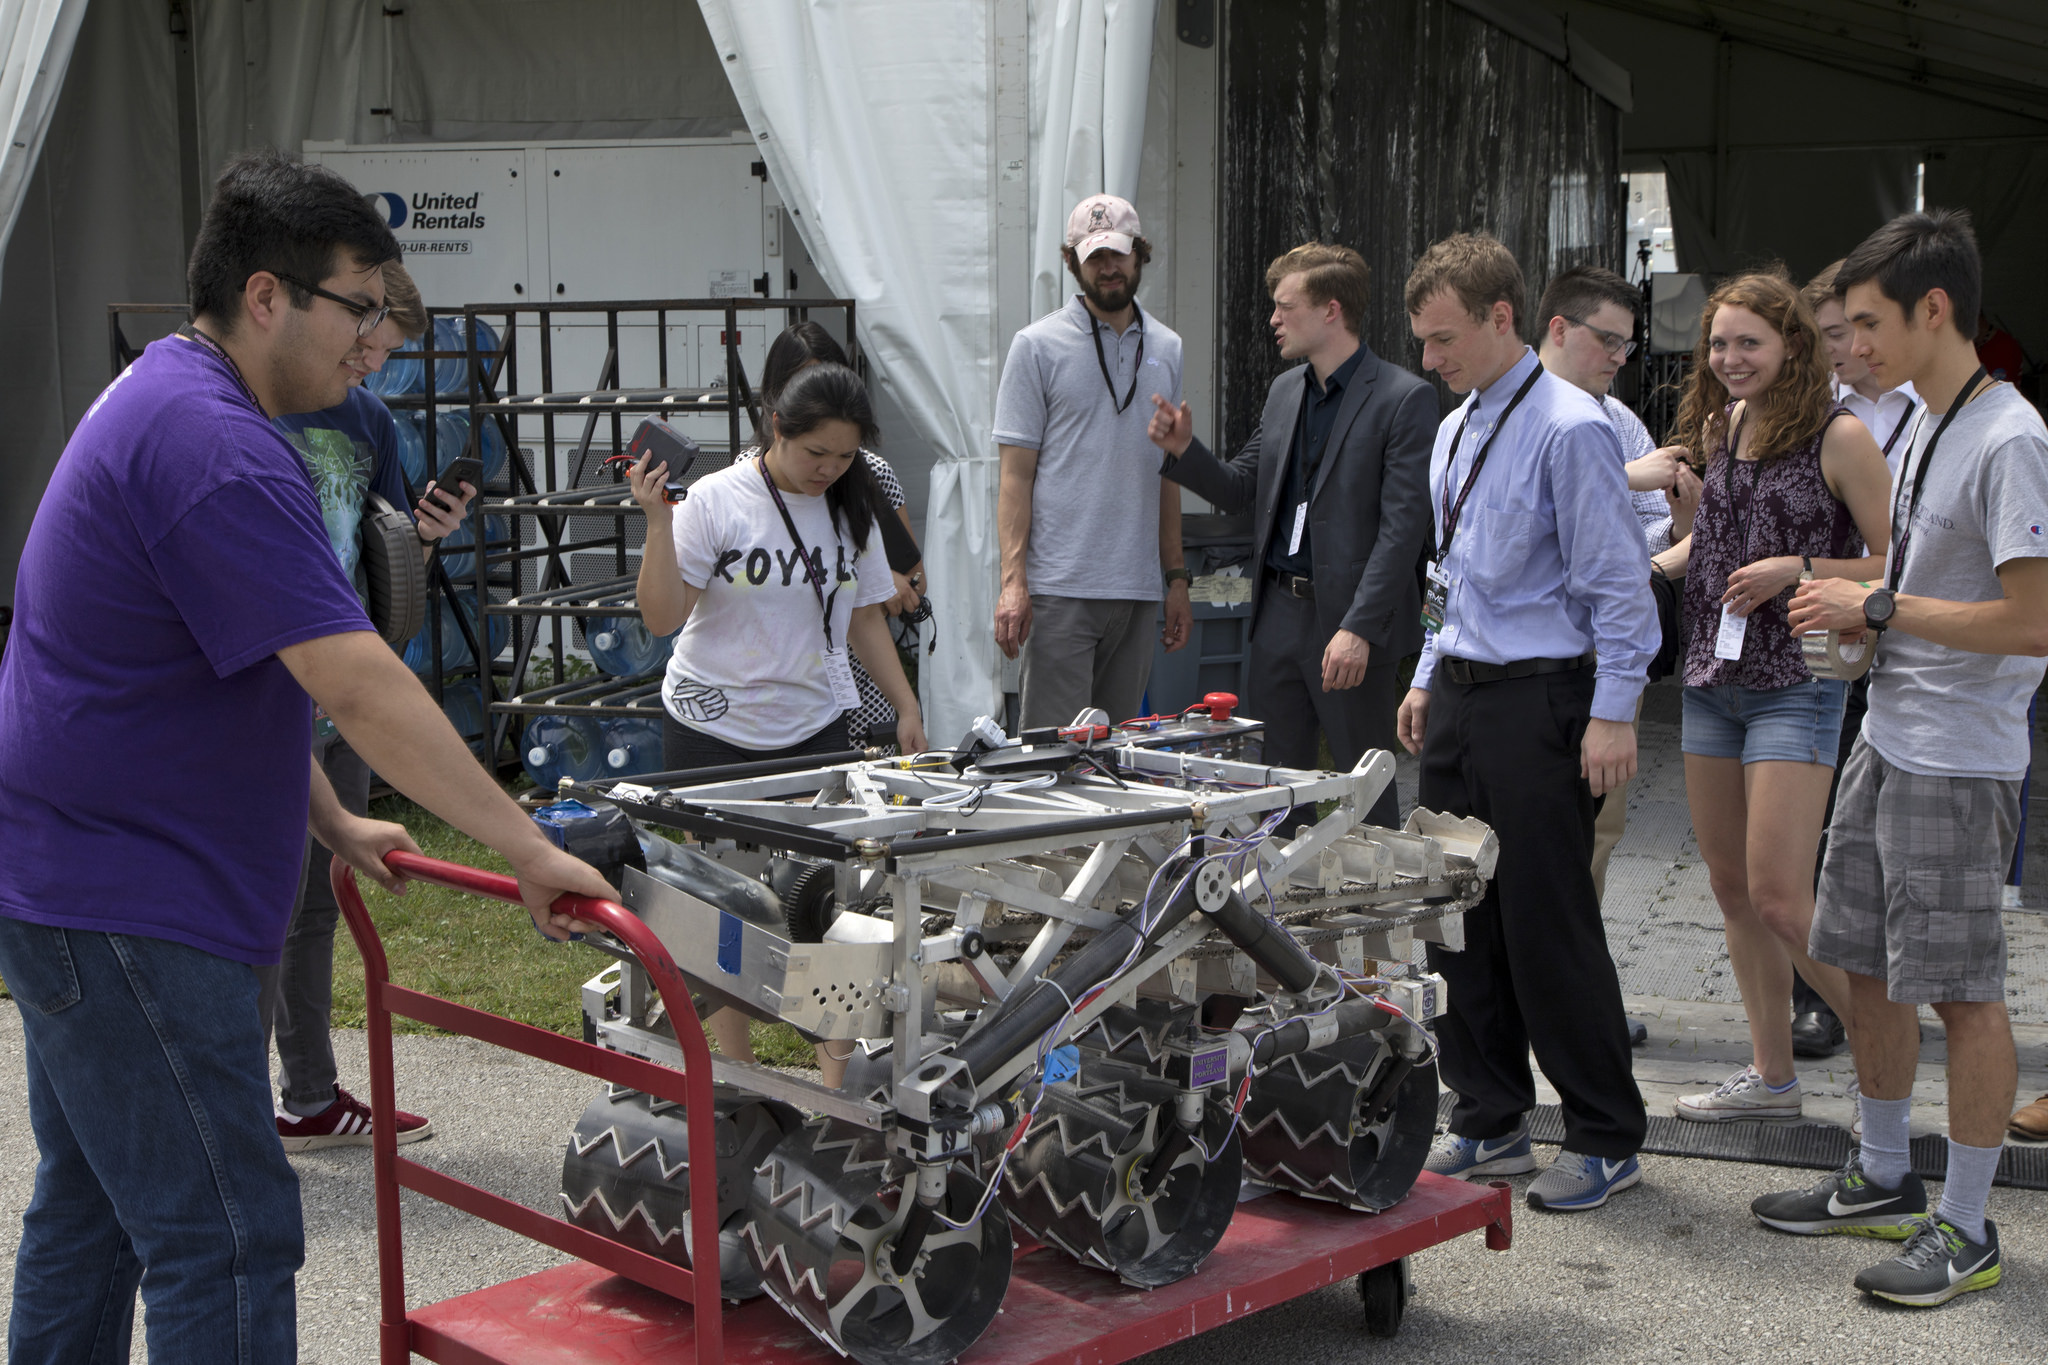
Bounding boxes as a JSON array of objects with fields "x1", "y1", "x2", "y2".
[{"x1": 1395, "y1": 234, "x2": 1659, "y2": 1213}]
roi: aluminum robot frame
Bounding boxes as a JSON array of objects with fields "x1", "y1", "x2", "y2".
[{"x1": 547, "y1": 714, "x2": 1500, "y2": 1365}]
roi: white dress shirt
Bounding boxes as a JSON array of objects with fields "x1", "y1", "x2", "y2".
[{"x1": 1833, "y1": 377, "x2": 1920, "y2": 476}]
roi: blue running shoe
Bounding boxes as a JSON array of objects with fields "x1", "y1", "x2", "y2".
[
  {"x1": 1526, "y1": 1149, "x2": 1642, "y2": 1212},
  {"x1": 1424, "y1": 1120, "x2": 1537, "y2": 1179}
]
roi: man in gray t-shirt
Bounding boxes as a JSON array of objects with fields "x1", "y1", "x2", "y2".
[
  {"x1": 994, "y1": 194, "x2": 1192, "y2": 727},
  {"x1": 1774, "y1": 209, "x2": 2048, "y2": 1309}
]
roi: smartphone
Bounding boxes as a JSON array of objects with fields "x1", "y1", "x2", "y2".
[
  {"x1": 425, "y1": 455, "x2": 485, "y2": 514},
  {"x1": 629, "y1": 419, "x2": 700, "y2": 503}
]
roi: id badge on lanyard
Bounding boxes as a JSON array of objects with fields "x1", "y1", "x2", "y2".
[
  {"x1": 1421, "y1": 560, "x2": 1450, "y2": 633},
  {"x1": 821, "y1": 646, "x2": 861, "y2": 710}
]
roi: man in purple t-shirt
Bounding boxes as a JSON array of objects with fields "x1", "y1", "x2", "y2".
[{"x1": 0, "y1": 150, "x2": 611, "y2": 1361}]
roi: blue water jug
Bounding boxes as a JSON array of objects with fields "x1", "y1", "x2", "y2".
[
  {"x1": 432, "y1": 315, "x2": 501, "y2": 397},
  {"x1": 392, "y1": 410, "x2": 428, "y2": 487},
  {"x1": 433, "y1": 409, "x2": 509, "y2": 483},
  {"x1": 366, "y1": 335, "x2": 426, "y2": 398},
  {"x1": 599, "y1": 715, "x2": 665, "y2": 777},
  {"x1": 521, "y1": 714, "x2": 609, "y2": 790},
  {"x1": 402, "y1": 590, "x2": 507, "y2": 676},
  {"x1": 585, "y1": 616, "x2": 678, "y2": 678},
  {"x1": 438, "y1": 514, "x2": 507, "y2": 583},
  {"x1": 439, "y1": 678, "x2": 491, "y2": 757}
]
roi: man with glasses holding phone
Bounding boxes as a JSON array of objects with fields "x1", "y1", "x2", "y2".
[
  {"x1": 0, "y1": 149, "x2": 612, "y2": 1360},
  {"x1": 263, "y1": 257, "x2": 478, "y2": 1154},
  {"x1": 1535, "y1": 266, "x2": 1703, "y2": 904}
]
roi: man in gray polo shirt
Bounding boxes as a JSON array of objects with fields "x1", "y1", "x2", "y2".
[{"x1": 994, "y1": 194, "x2": 1192, "y2": 727}]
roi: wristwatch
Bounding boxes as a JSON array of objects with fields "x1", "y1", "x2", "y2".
[
  {"x1": 1164, "y1": 567, "x2": 1192, "y2": 587},
  {"x1": 1863, "y1": 587, "x2": 1897, "y2": 633}
]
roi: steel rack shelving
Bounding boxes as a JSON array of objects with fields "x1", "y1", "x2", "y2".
[{"x1": 450, "y1": 297, "x2": 860, "y2": 767}]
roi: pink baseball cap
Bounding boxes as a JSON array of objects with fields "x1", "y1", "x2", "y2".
[{"x1": 1066, "y1": 194, "x2": 1141, "y2": 260}]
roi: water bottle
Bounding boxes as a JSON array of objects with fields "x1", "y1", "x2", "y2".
[
  {"x1": 585, "y1": 615, "x2": 678, "y2": 678},
  {"x1": 366, "y1": 335, "x2": 425, "y2": 398},
  {"x1": 391, "y1": 410, "x2": 428, "y2": 487},
  {"x1": 402, "y1": 590, "x2": 507, "y2": 676},
  {"x1": 599, "y1": 715, "x2": 665, "y2": 777},
  {"x1": 521, "y1": 713, "x2": 609, "y2": 790},
  {"x1": 438, "y1": 514, "x2": 507, "y2": 583},
  {"x1": 431, "y1": 315, "x2": 501, "y2": 397},
  {"x1": 439, "y1": 679, "x2": 490, "y2": 757},
  {"x1": 433, "y1": 409, "x2": 509, "y2": 483}
]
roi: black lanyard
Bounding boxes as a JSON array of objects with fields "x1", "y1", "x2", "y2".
[
  {"x1": 1721, "y1": 406, "x2": 1759, "y2": 564},
  {"x1": 1888, "y1": 366, "x2": 1988, "y2": 593},
  {"x1": 1881, "y1": 400, "x2": 1918, "y2": 458},
  {"x1": 1089, "y1": 300, "x2": 1145, "y2": 414},
  {"x1": 177, "y1": 323, "x2": 265, "y2": 413},
  {"x1": 1436, "y1": 361, "x2": 1544, "y2": 559},
  {"x1": 757, "y1": 456, "x2": 843, "y2": 649}
]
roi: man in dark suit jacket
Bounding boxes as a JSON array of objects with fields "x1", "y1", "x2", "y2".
[{"x1": 1149, "y1": 242, "x2": 1436, "y2": 828}]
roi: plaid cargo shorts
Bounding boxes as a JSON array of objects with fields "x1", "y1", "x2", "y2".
[{"x1": 1810, "y1": 736, "x2": 2019, "y2": 1005}]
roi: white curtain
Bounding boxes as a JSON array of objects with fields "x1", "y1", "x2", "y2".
[
  {"x1": 695, "y1": 0, "x2": 1157, "y2": 747},
  {"x1": 0, "y1": 0, "x2": 87, "y2": 295},
  {"x1": 1027, "y1": 0, "x2": 1156, "y2": 318},
  {"x1": 695, "y1": 0, "x2": 1002, "y2": 747}
]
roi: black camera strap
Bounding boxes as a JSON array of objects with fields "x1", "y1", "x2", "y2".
[
  {"x1": 1089, "y1": 299, "x2": 1146, "y2": 414},
  {"x1": 1436, "y1": 361, "x2": 1544, "y2": 558},
  {"x1": 758, "y1": 455, "x2": 843, "y2": 649},
  {"x1": 1888, "y1": 365, "x2": 1989, "y2": 593}
]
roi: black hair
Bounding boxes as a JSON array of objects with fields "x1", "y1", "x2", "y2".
[
  {"x1": 187, "y1": 148, "x2": 400, "y2": 334},
  {"x1": 756, "y1": 321, "x2": 851, "y2": 438},
  {"x1": 1537, "y1": 265, "x2": 1640, "y2": 334},
  {"x1": 769, "y1": 362, "x2": 881, "y2": 552},
  {"x1": 1835, "y1": 209, "x2": 1981, "y2": 340}
]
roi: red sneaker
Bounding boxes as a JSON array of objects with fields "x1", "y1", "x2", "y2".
[{"x1": 276, "y1": 1086, "x2": 433, "y2": 1152}]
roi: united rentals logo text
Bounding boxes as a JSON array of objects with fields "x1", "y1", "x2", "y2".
[{"x1": 409, "y1": 191, "x2": 485, "y2": 231}]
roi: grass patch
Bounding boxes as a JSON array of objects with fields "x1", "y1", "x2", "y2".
[{"x1": 337, "y1": 795, "x2": 813, "y2": 1065}]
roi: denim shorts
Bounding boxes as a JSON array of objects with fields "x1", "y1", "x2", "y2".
[{"x1": 1681, "y1": 678, "x2": 1849, "y2": 766}]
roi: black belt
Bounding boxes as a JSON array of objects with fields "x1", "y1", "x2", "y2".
[
  {"x1": 1438, "y1": 651, "x2": 1594, "y2": 685},
  {"x1": 1264, "y1": 568, "x2": 1314, "y2": 600}
]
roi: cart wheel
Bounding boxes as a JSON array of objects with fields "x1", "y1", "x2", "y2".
[{"x1": 1359, "y1": 1257, "x2": 1409, "y2": 1338}]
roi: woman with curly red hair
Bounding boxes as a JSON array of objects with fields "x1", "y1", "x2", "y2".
[{"x1": 1662, "y1": 271, "x2": 1893, "y2": 1124}]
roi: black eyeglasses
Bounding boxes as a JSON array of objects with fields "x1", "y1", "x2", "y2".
[
  {"x1": 1567, "y1": 315, "x2": 1638, "y2": 359},
  {"x1": 276, "y1": 273, "x2": 392, "y2": 339}
]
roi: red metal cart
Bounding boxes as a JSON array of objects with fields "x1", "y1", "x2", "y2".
[{"x1": 335, "y1": 852, "x2": 1515, "y2": 1365}]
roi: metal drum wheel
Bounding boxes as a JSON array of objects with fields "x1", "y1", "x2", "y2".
[
  {"x1": 1239, "y1": 1033, "x2": 1438, "y2": 1211},
  {"x1": 1001, "y1": 1059, "x2": 1242, "y2": 1288},
  {"x1": 741, "y1": 1116, "x2": 1013, "y2": 1365},
  {"x1": 559, "y1": 1085, "x2": 799, "y2": 1300}
]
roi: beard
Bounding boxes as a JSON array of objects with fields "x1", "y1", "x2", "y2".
[{"x1": 1073, "y1": 257, "x2": 1142, "y2": 315}]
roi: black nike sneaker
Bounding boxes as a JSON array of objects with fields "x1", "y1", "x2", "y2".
[
  {"x1": 1854, "y1": 1215, "x2": 2001, "y2": 1306},
  {"x1": 1749, "y1": 1152, "x2": 1926, "y2": 1237}
]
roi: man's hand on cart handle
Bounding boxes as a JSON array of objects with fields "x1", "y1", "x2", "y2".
[
  {"x1": 323, "y1": 813, "x2": 424, "y2": 895},
  {"x1": 508, "y1": 842, "x2": 616, "y2": 941}
]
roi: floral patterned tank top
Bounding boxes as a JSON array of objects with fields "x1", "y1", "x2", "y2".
[{"x1": 1682, "y1": 405, "x2": 1862, "y2": 690}]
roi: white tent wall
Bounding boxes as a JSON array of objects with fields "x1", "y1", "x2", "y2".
[
  {"x1": 0, "y1": 0, "x2": 183, "y2": 604},
  {"x1": 698, "y1": 0, "x2": 1181, "y2": 748},
  {"x1": 0, "y1": 0, "x2": 86, "y2": 275}
]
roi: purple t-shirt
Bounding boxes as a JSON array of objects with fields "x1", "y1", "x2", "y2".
[{"x1": 0, "y1": 335, "x2": 372, "y2": 963}]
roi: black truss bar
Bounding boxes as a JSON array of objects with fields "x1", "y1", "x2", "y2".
[{"x1": 883, "y1": 805, "x2": 1199, "y2": 859}]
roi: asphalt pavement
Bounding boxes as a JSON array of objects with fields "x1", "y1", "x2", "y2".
[{"x1": 4, "y1": 678, "x2": 2047, "y2": 1361}]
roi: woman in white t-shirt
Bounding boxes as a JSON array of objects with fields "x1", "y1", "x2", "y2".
[
  {"x1": 630, "y1": 362, "x2": 927, "y2": 1080},
  {"x1": 631, "y1": 361, "x2": 928, "y2": 767}
]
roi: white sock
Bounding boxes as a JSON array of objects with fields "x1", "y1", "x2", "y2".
[
  {"x1": 1857, "y1": 1094, "x2": 1913, "y2": 1189},
  {"x1": 1934, "y1": 1138, "x2": 2003, "y2": 1245}
]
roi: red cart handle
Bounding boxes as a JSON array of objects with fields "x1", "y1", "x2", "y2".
[
  {"x1": 335, "y1": 848, "x2": 726, "y2": 1365},
  {"x1": 370, "y1": 849, "x2": 703, "y2": 1059}
]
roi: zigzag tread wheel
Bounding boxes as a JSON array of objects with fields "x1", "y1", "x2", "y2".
[
  {"x1": 559, "y1": 1085, "x2": 799, "y2": 1299},
  {"x1": 742, "y1": 1116, "x2": 1012, "y2": 1365},
  {"x1": 1001, "y1": 1058, "x2": 1241, "y2": 1288},
  {"x1": 1239, "y1": 1033, "x2": 1437, "y2": 1211}
]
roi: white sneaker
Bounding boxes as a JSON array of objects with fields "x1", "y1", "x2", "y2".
[{"x1": 1675, "y1": 1066, "x2": 1802, "y2": 1122}]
